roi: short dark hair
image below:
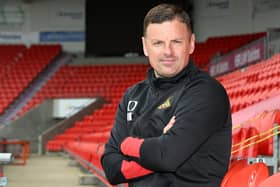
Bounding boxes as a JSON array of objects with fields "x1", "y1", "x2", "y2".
[{"x1": 143, "y1": 3, "x2": 192, "y2": 36}]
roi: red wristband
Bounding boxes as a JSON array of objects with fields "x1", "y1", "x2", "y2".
[
  {"x1": 121, "y1": 160, "x2": 153, "y2": 179},
  {"x1": 120, "y1": 137, "x2": 144, "y2": 158}
]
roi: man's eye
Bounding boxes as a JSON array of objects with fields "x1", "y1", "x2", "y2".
[
  {"x1": 152, "y1": 42, "x2": 162, "y2": 46},
  {"x1": 173, "y1": 40, "x2": 182, "y2": 44}
]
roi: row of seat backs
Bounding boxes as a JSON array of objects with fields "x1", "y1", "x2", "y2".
[
  {"x1": 217, "y1": 53, "x2": 280, "y2": 113},
  {"x1": 231, "y1": 109, "x2": 280, "y2": 158},
  {"x1": 45, "y1": 104, "x2": 114, "y2": 152},
  {"x1": 0, "y1": 44, "x2": 62, "y2": 114}
]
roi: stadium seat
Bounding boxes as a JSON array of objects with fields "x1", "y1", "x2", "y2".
[
  {"x1": 256, "y1": 110, "x2": 280, "y2": 156},
  {"x1": 242, "y1": 127, "x2": 259, "y2": 158},
  {"x1": 221, "y1": 159, "x2": 248, "y2": 187},
  {"x1": 231, "y1": 126, "x2": 259, "y2": 159},
  {"x1": 258, "y1": 172, "x2": 280, "y2": 187},
  {"x1": 221, "y1": 162, "x2": 269, "y2": 187}
]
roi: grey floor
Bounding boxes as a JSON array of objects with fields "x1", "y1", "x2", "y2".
[{"x1": 3, "y1": 154, "x2": 102, "y2": 187}]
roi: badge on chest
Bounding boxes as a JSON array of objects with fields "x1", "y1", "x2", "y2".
[{"x1": 127, "y1": 100, "x2": 138, "y2": 121}]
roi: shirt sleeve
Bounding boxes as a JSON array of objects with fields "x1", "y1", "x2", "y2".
[
  {"x1": 101, "y1": 91, "x2": 153, "y2": 185},
  {"x1": 137, "y1": 81, "x2": 231, "y2": 171}
]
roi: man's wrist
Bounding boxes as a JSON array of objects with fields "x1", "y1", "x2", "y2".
[
  {"x1": 120, "y1": 137, "x2": 144, "y2": 158},
  {"x1": 121, "y1": 160, "x2": 153, "y2": 179}
]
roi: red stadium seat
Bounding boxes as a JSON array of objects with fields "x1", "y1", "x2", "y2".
[
  {"x1": 221, "y1": 159, "x2": 248, "y2": 187},
  {"x1": 221, "y1": 162, "x2": 269, "y2": 187},
  {"x1": 258, "y1": 172, "x2": 280, "y2": 187},
  {"x1": 231, "y1": 127, "x2": 259, "y2": 159}
]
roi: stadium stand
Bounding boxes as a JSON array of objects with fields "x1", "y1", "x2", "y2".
[
  {"x1": 191, "y1": 32, "x2": 266, "y2": 70},
  {"x1": 46, "y1": 104, "x2": 114, "y2": 152},
  {"x1": 2, "y1": 0, "x2": 280, "y2": 186},
  {"x1": 39, "y1": 41, "x2": 279, "y2": 186},
  {"x1": 0, "y1": 31, "x2": 278, "y2": 187},
  {"x1": 0, "y1": 32, "x2": 268, "y2": 118},
  {"x1": 218, "y1": 53, "x2": 280, "y2": 113},
  {"x1": 0, "y1": 44, "x2": 62, "y2": 115},
  {"x1": 15, "y1": 64, "x2": 149, "y2": 118},
  {"x1": 0, "y1": 45, "x2": 27, "y2": 113}
]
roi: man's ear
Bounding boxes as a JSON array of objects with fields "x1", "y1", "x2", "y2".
[
  {"x1": 142, "y1": 37, "x2": 148, "y2": 56},
  {"x1": 189, "y1": 33, "x2": 195, "y2": 55}
]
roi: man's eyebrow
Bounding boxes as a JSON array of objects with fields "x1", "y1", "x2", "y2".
[
  {"x1": 149, "y1": 39, "x2": 163, "y2": 43},
  {"x1": 172, "y1": 37, "x2": 184, "y2": 41}
]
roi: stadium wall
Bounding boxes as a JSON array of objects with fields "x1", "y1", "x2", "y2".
[{"x1": 192, "y1": 0, "x2": 280, "y2": 41}]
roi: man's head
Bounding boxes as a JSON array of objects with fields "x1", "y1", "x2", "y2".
[{"x1": 142, "y1": 3, "x2": 195, "y2": 78}]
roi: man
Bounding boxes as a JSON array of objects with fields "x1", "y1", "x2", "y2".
[{"x1": 101, "y1": 3, "x2": 232, "y2": 187}]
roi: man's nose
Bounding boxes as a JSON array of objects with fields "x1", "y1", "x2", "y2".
[{"x1": 164, "y1": 43, "x2": 173, "y2": 55}]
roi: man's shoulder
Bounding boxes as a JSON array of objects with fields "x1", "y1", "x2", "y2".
[
  {"x1": 191, "y1": 70, "x2": 222, "y2": 85},
  {"x1": 188, "y1": 70, "x2": 227, "y2": 95},
  {"x1": 125, "y1": 79, "x2": 149, "y2": 95}
]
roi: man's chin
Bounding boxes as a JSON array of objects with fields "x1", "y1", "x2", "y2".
[{"x1": 155, "y1": 71, "x2": 177, "y2": 78}]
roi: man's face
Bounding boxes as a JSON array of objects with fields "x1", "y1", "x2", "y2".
[{"x1": 142, "y1": 19, "x2": 195, "y2": 78}]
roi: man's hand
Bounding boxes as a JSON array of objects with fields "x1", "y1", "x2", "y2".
[{"x1": 163, "y1": 116, "x2": 176, "y2": 134}]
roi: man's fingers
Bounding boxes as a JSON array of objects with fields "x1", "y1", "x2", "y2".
[
  {"x1": 163, "y1": 116, "x2": 176, "y2": 134},
  {"x1": 169, "y1": 116, "x2": 176, "y2": 124}
]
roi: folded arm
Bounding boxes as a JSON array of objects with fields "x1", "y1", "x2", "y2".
[{"x1": 120, "y1": 83, "x2": 230, "y2": 172}]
